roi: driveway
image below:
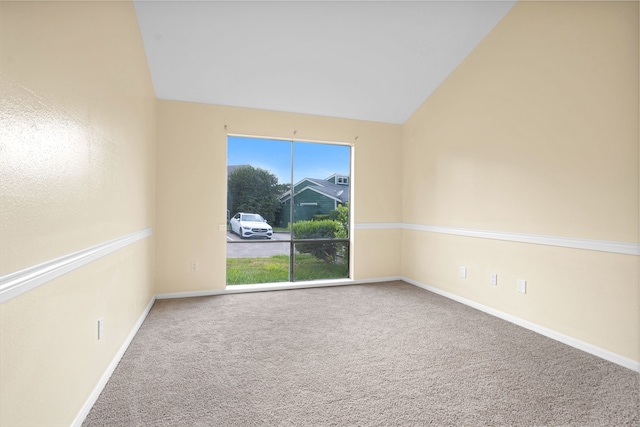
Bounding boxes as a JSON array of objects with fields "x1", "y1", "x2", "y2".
[{"x1": 226, "y1": 231, "x2": 291, "y2": 258}]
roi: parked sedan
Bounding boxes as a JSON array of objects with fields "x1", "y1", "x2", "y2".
[{"x1": 229, "y1": 212, "x2": 273, "y2": 239}]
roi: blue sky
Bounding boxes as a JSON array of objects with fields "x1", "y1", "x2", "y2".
[{"x1": 228, "y1": 136, "x2": 350, "y2": 184}]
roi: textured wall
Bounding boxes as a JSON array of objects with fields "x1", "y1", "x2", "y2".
[
  {"x1": 0, "y1": 2, "x2": 156, "y2": 425},
  {"x1": 1, "y1": 2, "x2": 637, "y2": 425},
  {"x1": 401, "y1": 1, "x2": 639, "y2": 361}
]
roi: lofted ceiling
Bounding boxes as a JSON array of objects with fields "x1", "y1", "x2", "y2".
[{"x1": 134, "y1": 1, "x2": 516, "y2": 124}]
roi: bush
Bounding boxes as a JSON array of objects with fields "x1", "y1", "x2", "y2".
[
  {"x1": 329, "y1": 204, "x2": 349, "y2": 261},
  {"x1": 312, "y1": 214, "x2": 330, "y2": 221},
  {"x1": 293, "y1": 220, "x2": 340, "y2": 263},
  {"x1": 293, "y1": 219, "x2": 338, "y2": 239},
  {"x1": 332, "y1": 204, "x2": 349, "y2": 239}
]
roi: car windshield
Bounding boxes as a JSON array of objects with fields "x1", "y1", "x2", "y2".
[{"x1": 241, "y1": 214, "x2": 263, "y2": 222}]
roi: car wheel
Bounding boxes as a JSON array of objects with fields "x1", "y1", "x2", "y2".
[{"x1": 239, "y1": 227, "x2": 244, "y2": 239}]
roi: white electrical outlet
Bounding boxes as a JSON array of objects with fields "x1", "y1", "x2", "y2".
[
  {"x1": 460, "y1": 266, "x2": 467, "y2": 279},
  {"x1": 191, "y1": 262, "x2": 198, "y2": 272},
  {"x1": 517, "y1": 279, "x2": 527, "y2": 294},
  {"x1": 490, "y1": 273, "x2": 498, "y2": 286},
  {"x1": 98, "y1": 318, "x2": 104, "y2": 340}
]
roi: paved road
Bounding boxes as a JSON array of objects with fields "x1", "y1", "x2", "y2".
[{"x1": 226, "y1": 231, "x2": 291, "y2": 258}]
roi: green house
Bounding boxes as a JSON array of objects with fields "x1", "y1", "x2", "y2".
[{"x1": 279, "y1": 174, "x2": 349, "y2": 226}]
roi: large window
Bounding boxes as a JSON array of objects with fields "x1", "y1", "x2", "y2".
[{"x1": 226, "y1": 136, "x2": 351, "y2": 286}]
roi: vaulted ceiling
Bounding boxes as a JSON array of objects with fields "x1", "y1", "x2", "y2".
[{"x1": 134, "y1": 1, "x2": 516, "y2": 124}]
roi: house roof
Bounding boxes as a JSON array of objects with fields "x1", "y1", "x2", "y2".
[{"x1": 280, "y1": 176, "x2": 349, "y2": 204}]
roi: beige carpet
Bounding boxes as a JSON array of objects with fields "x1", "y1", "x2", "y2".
[{"x1": 83, "y1": 282, "x2": 639, "y2": 426}]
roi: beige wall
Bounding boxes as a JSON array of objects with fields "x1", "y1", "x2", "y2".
[
  {"x1": 1, "y1": 1, "x2": 638, "y2": 425},
  {"x1": 156, "y1": 100, "x2": 403, "y2": 294},
  {"x1": 0, "y1": 2, "x2": 156, "y2": 425},
  {"x1": 402, "y1": 1, "x2": 639, "y2": 361}
]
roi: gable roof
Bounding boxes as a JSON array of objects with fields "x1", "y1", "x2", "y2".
[
  {"x1": 324, "y1": 173, "x2": 347, "y2": 182},
  {"x1": 280, "y1": 176, "x2": 349, "y2": 204}
]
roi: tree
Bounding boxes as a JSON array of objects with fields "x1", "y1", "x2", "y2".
[{"x1": 227, "y1": 166, "x2": 287, "y2": 225}]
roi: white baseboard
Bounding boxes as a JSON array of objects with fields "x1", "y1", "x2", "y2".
[
  {"x1": 73, "y1": 274, "x2": 638, "y2": 427},
  {"x1": 71, "y1": 296, "x2": 156, "y2": 427},
  {"x1": 155, "y1": 276, "x2": 402, "y2": 299},
  {"x1": 353, "y1": 276, "x2": 403, "y2": 284},
  {"x1": 402, "y1": 276, "x2": 640, "y2": 373},
  {"x1": 73, "y1": 276, "x2": 401, "y2": 424}
]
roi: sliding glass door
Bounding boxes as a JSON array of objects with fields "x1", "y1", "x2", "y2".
[{"x1": 226, "y1": 136, "x2": 350, "y2": 286}]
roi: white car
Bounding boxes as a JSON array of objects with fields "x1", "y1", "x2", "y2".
[{"x1": 229, "y1": 212, "x2": 273, "y2": 239}]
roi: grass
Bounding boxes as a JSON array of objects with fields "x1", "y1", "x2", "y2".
[{"x1": 226, "y1": 254, "x2": 348, "y2": 285}]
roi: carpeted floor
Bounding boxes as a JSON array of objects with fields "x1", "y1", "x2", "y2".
[{"x1": 83, "y1": 282, "x2": 639, "y2": 426}]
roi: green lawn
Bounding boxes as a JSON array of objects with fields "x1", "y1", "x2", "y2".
[{"x1": 226, "y1": 254, "x2": 348, "y2": 285}]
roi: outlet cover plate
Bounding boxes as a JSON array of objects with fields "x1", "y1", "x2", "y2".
[
  {"x1": 98, "y1": 318, "x2": 104, "y2": 340},
  {"x1": 517, "y1": 279, "x2": 527, "y2": 294}
]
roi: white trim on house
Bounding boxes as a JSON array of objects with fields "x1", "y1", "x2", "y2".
[
  {"x1": 353, "y1": 223, "x2": 639, "y2": 255},
  {"x1": 301, "y1": 186, "x2": 344, "y2": 203},
  {"x1": 0, "y1": 228, "x2": 153, "y2": 304},
  {"x1": 280, "y1": 178, "x2": 326, "y2": 201},
  {"x1": 279, "y1": 178, "x2": 320, "y2": 202},
  {"x1": 325, "y1": 173, "x2": 338, "y2": 182},
  {"x1": 281, "y1": 185, "x2": 344, "y2": 204},
  {"x1": 300, "y1": 178, "x2": 325, "y2": 188},
  {"x1": 325, "y1": 173, "x2": 349, "y2": 185}
]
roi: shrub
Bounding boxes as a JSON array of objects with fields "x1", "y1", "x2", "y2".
[
  {"x1": 332, "y1": 204, "x2": 349, "y2": 239},
  {"x1": 312, "y1": 214, "x2": 330, "y2": 221},
  {"x1": 293, "y1": 220, "x2": 340, "y2": 263},
  {"x1": 329, "y1": 204, "x2": 349, "y2": 261}
]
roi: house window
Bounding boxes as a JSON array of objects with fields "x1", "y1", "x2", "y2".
[{"x1": 226, "y1": 136, "x2": 351, "y2": 286}]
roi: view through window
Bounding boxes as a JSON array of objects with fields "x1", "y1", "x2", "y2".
[{"x1": 226, "y1": 136, "x2": 351, "y2": 285}]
